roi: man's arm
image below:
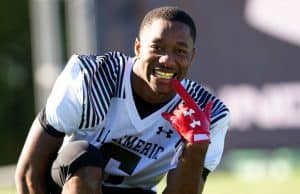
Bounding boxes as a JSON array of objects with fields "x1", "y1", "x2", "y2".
[
  {"x1": 161, "y1": 80, "x2": 211, "y2": 193},
  {"x1": 163, "y1": 142, "x2": 209, "y2": 194},
  {"x1": 15, "y1": 117, "x2": 64, "y2": 194}
]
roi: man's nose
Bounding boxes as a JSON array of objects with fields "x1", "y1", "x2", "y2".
[{"x1": 158, "y1": 54, "x2": 175, "y2": 67}]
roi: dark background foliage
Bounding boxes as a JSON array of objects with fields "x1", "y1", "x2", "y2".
[{"x1": 0, "y1": 0, "x2": 34, "y2": 165}]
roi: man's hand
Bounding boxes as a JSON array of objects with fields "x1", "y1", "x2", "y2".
[{"x1": 162, "y1": 80, "x2": 213, "y2": 143}]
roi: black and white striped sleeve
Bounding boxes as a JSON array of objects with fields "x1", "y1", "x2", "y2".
[
  {"x1": 45, "y1": 52, "x2": 126, "y2": 134},
  {"x1": 77, "y1": 52, "x2": 126, "y2": 129}
]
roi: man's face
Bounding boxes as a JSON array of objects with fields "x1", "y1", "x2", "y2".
[{"x1": 134, "y1": 19, "x2": 195, "y2": 98}]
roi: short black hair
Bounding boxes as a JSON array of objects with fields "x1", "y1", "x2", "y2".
[{"x1": 139, "y1": 6, "x2": 196, "y2": 43}]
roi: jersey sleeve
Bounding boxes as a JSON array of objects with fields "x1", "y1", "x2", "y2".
[
  {"x1": 204, "y1": 112, "x2": 230, "y2": 171},
  {"x1": 45, "y1": 55, "x2": 84, "y2": 134},
  {"x1": 182, "y1": 79, "x2": 231, "y2": 171}
]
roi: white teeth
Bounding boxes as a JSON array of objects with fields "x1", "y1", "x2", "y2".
[{"x1": 154, "y1": 69, "x2": 175, "y2": 79}]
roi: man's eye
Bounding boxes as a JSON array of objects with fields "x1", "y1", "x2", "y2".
[
  {"x1": 175, "y1": 49, "x2": 188, "y2": 56},
  {"x1": 151, "y1": 45, "x2": 163, "y2": 51}
]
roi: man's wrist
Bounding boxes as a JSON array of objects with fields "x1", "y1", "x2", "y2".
[{"x1": 183, "y1": 141, "x2": 209, "y2": 160}]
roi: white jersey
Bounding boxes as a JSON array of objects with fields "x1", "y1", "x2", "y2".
[{"x1": 45, "y1": 52, "x2": 230, "y2": 189}]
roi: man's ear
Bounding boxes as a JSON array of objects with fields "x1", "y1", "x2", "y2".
[
  {"x1": 191, "y1": 47, "x2": 196, "y2": 62},
  {"x1": 134, "y1": 37, "x2": 141, "y2": 57}
]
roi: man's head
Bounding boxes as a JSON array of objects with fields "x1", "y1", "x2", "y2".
[
  {"x1": 138, "y1": 6, "x2": 197, "y2": 43},
  {"x1": 133, "y1": 6, "x2": 197, "y2": 103}
]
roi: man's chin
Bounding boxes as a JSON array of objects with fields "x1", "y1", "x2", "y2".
[{"x1": 151, "y1": 85, "x2": 175, "y2": 97}]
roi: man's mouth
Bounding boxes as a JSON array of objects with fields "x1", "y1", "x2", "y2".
[{"x1": 153, "y1": 67, "x2": 176, "y2": 79}]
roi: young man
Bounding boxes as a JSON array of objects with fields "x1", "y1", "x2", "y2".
[{"x1": 15, "y1": 6, "x2": 230, "y2": 194}]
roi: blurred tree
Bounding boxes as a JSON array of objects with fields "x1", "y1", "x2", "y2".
[{"x1": 0, "y1": 0, "x2": 34, "y2": 165}]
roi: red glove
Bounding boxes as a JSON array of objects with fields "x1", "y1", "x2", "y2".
[{"x1": 162, "y1": 80, "x2": 213, "y2": 143}]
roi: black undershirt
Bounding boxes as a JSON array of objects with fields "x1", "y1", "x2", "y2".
[{"x1": 132, "y1": 89, "x2": 168, "y2": 119}]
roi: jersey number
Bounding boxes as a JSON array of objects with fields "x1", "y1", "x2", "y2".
[{"x1": 100, "y1": 143, "x2": 141, "y2": 184}]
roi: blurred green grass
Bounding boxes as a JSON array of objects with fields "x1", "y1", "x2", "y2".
[
  {"x1": 1, "y1": 169, "x2": 299, "y2": 194},
  {"x1": 157, "y1": 169, "x2": 300, "y2": 194},
  {"x1": 158, "y1": 148, "x2": 300, "y2": 194},
  {"x1": 204, "y1": 170, "x2": 300, "y2": 194},
  {"x1": 0, "y1": 187, "x2": 15, "y2": 194},
  {"x1": 204, "y1": 148, "x2": 300, "y2": 194},
  {"x1": 3, "y1": 148, "x2": 300, "y2": 194},
  {"x1": 157, "y1": 167, "x2": 300, "y2": 194}
]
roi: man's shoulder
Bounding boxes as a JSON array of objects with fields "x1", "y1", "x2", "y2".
[
  {"x1": 183, "y1": 79, "x2": 230, "y2": 122},
  {"x1": 183, "y1": 79, "x2": 211, "y2": 96},
  {"x1": 76, "y1": 51, "x2": 130, "y2": 63},
  {"x1": 69, "y1": 51, "x2": 131, "y2": 76}
]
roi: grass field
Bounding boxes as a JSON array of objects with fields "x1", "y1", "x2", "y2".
[
  {"x1": 1, "y1": 169, "x2": 299, "y2": 194},
  {"x1": 203, "y1": 148, "x2": 300, "y2": 194},
  {"x1": 156, "y1": 169, "x2": 300, "y2": 194},
  {"x1": 0, "y1": 171, "x2": 300, "y2": 194},
  {"x1": 0, "y1": 187, "x2": 14, "y2": 194},
  {"x1": 3, "y1": 149, "x2": 299, "y2": 194},
  {"x1": 204, "y1": 170, "x2": 300, "y2": 194}
]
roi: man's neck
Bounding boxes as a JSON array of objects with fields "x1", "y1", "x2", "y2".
[
  {"x1": 131, "y1": 71, "x2": 175, "y2": 104},
  {"x1": 132, "y1": 88, "x2": 168, "y2": 119}
]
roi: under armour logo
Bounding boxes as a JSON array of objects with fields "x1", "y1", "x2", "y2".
[
  {"x1": 183, "y1": 108, "x2": 195, "y2": 117},
  {"x1": 156, "y1": 126, "x2": 173, "y2": 138},
  {"x1": 190, "y1": 120, "x2": 201, "y2": 128}
]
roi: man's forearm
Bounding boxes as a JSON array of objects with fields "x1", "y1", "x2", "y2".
[
  {"x1": 15, "y1": 165, "x2": 48, "y2": 194},
  {"x1": 15, "y1": 171, "x2": 29, "y2": 194},
  {"x1": 15, "y1": 118, "x2": 63, "y2": 194},
  {"x1": 164, "y1": 142, "x2": 209, "y2": 194}
]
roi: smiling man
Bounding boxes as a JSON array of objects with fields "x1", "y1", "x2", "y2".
[{"x1": 15, "y1": 6, "x2": 230, "y2": 194}]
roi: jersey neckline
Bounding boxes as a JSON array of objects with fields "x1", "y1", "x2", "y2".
[{"x1": 124, "y1": 57, "x2": 180, "y2": 131}]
